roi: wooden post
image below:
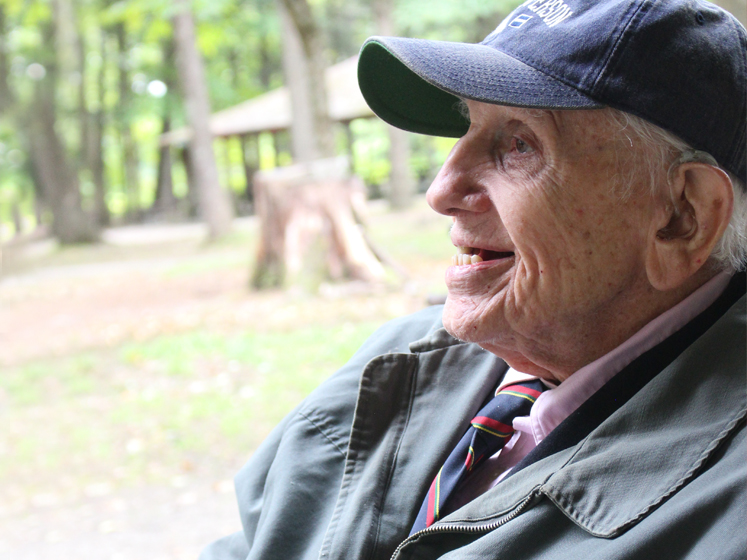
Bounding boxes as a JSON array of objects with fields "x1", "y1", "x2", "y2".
[
  {"x1": 240, "y1": 133, "x2": 258, "y2": 208},
  {"x1": 180, "y1": 146, "x2": 199, "y2": 218},
  {"x1": 222, "y1": 136, "x2": 232, "y2": 192},
  {"x1": 343, "y1": 120, "x2": 355, "y2": 171},
  {"x1": 271, "y1": 131, "x2": 281, "y2": 167},
  {"x1": 11, "y1": 200, "x2": 22, "y2": 236}
]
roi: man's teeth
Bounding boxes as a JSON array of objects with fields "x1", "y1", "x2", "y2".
[{"x1": 451, "y1": 247, "x2": 483, "y2": 266}]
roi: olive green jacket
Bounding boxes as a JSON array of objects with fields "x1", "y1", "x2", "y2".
[{"x1": 201, "y1": 277, "x2": 746, "y2": 560}]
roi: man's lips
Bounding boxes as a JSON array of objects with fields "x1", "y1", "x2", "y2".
[{"x1": 451, "y1": 246, "x2": 515, "y2": 266}]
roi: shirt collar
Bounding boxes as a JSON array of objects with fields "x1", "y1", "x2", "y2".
[{"x1": 500, "y1": 271, "x2": 733, "y2": 443}]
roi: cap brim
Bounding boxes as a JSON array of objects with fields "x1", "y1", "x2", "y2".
[{"x1": 358, "y1": 37, "x2": 603, "y2": 137}]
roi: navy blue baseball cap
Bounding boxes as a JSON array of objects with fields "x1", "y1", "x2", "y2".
[{"x1": 358, "y1": 0, "x2": 747, "y2": 184}]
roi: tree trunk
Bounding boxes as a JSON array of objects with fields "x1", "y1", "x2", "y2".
[
  {"x1": 27, "y1": 160, "x2": 47, "y2": 227},
  {"x1": 91, "y1": 28, "x2": 109, "y2": 227},
  {"x1": 153, "y1": 116, "x2": 176, "y2": 214},
  {"x1": 91, "y1": 107, "x2": 109, "y2": 226},
  {"x1": 75, "y1": 7, "x2": 110, "y2": 227},
  {"x1": 115, "y1": 23, "x2": 140, "y2": 221},
  {"x1": 27, "y1": 14, "x2": 96, "y2": 244},
  {"x1": 172, "y1": 0, "x2": 234, "y2": 238},
  {"x1": 32, "y1": 178, "x2": 44, "y2": 228},
  {"x1": 0, "y1": 5, "x2": 13, "y2": 111},
  {"x1": 240, "y1": 133, "x2": 258, "y2": 209},
  {"x1": 251, "y1": 157, "x2": 386, "y2": 290},
  {"x1": 11, "y1": 200, "x2": 23, "y2": 236},
  {"x1": 387, "y1": 127, "x2": 415, "y2": 209},
  {"x1": 180, "y1": 147, "x2": 199, "y2": 218},
  {"x1": 27, "y1": 55, "x2": 96, "y2": 242},
  {"x1": 258, "y1": 20, "x2": 273, "y2": 90},
  {"x1": 276, "y1": 0, "x2": 335, "y2": 162},
  {"x1": 220, "y1": 137, "x2": 232, "y2": 192},
  {"x1": 150, "y1": 38, "x2": 178, "y2": 217},
  {"x1": 373, "y1": 0, "x2": 415, "y2": 209},
  {"x1": 76, "y1": 16, "x2": 89, "y2": 172}
]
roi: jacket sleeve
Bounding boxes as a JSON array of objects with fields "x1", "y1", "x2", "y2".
[{"x1": 199, "y1": 305, "x2": 447, "y2": 560}]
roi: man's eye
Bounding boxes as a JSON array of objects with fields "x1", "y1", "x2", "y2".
[{"x1": 513, "y1": 138, "x2": 534, "y2": 154}]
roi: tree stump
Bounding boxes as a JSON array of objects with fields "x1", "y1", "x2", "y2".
[{"x1": 251, "y1": 157, "x2": 387, "y2": 290}]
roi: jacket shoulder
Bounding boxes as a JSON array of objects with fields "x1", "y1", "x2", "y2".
[
  {"x1": 200, "y1": 305, "x2": 450, "y2": 560},
  {"x1": 294, "y1": 304, "x2": 448, "y2": 448}
]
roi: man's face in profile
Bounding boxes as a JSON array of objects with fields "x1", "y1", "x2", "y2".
[{"x1": 428, "y1": 100, "x2": 661, "y2": 381}]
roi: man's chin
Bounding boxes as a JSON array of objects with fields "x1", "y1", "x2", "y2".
[
  {"x1": 441, "y1": 320, "x2": 467, "y2": 343},
  {"x1": 441, "y1": 298, "x2": 483, "y2": 344}
]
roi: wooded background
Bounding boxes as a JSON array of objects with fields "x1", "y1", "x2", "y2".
[
  {"x1": 0, "y1": 0, "x2": 743, "y2": 246},
  {"x1": 1, "y1": 2, "x2": 746, "y2": 556},
  {"x1": 0, "y1": 0, "x2": 526, "y2": 245}
]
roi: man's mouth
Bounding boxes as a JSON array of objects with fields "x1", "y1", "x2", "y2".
[{"x1": 451, "y1": 246, "x2": 515, "y2": 266}]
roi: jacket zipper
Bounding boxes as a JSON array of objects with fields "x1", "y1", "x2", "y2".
[{"x1": 389, "y1": 490, "x2": 541, "y2": 560}]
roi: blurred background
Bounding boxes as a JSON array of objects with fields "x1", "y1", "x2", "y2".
[{"x1": 0, "y1": 0, "x2": 744, "y2": 558}]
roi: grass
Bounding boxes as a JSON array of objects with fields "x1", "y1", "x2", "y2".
[{"x1": 0, "y1": 323, "x2": 379, "y2": 494}]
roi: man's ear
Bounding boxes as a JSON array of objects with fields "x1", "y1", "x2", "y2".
[{"x1": 646, "y1": 162, "x2": 733, "y2": 291}]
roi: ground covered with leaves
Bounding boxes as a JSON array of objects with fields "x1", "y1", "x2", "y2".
[{"x1": 0, "y1": 198, "x2": 452, "y2": 560}]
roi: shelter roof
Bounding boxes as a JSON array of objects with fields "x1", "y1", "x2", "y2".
[{"x1": 160, "y1": 56, "x2": 373, "y2": 147}]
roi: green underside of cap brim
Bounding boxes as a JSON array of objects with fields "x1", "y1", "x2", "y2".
[{"x1": 358, "y1": 41, "x2": 469, "y2": 138}]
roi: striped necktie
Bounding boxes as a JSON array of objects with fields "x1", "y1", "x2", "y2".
[{"x1": 410, "y1": 379, "x2": 546, "y2": 534}]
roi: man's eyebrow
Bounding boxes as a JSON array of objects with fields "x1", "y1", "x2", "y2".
[{"x1": 456, "y1": 100, "x2": 562, "y2": 147}]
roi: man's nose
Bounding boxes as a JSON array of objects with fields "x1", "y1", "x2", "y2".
[{"x1": 426, "y1": 138, "x2": 492, "y2": 217}]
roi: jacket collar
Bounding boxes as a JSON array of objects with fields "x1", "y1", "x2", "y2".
[
  {"x1": 408, "y1": 324, "x2": 464, "y2": 353},
  {"x1": 322, "y1": 326, "x2": 507, "y2": 560}
]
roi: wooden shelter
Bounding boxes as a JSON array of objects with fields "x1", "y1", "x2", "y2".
[{"x1": 159, "y1": 56, "x2": 374, "y2": 147}]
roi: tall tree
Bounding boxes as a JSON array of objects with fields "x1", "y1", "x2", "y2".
[
  {"x1": 0, "y1": 4, "x2": 13, "y2": 111},
  {"x1": 114, "y1": 22, "x2": 141, "y2": 219},
  {"x1": 172, "y1": 0, "x2": 234, "y2": 238},
  {"x1": 90, "y1": 27, "x2": 109, "y2": 226},
  {"x1": 151, "y1": 38, "x2": 177, "y2": 216},
  {"x1": 73, "y1": 0, "x2": 110, "y2": 228},
  {"x1": 257, "y1": 1, "x2": 276, "y2": 91},
  {"x1": 276, "y1": 0, "x2": 335, "y2": 162},
  {"x1": 373, "y1": 0, "x2": 415, "y2": 209},
  {"x1": 27, "y1": 15, "x2": 97, "y2": 243}
]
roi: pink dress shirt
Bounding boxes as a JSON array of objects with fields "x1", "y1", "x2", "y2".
[{"x1": 445, "y1": 271, "x2": 733, "y2": 514}]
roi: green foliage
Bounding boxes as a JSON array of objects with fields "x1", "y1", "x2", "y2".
[
  {"x1": 351, "y1": 118, "x2": 390, "y2": 190},
  {"x1": 396, "y1": 0, "x2": 522, "y2": 41}
]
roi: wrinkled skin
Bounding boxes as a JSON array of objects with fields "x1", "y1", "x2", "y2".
[{"x1": 427, "y1": 101, "x2": 707, "y2": 382}]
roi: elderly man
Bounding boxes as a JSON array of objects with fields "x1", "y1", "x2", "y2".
[{"x1": 201, "y1": 1, "x2": 746, "y2": 559}]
